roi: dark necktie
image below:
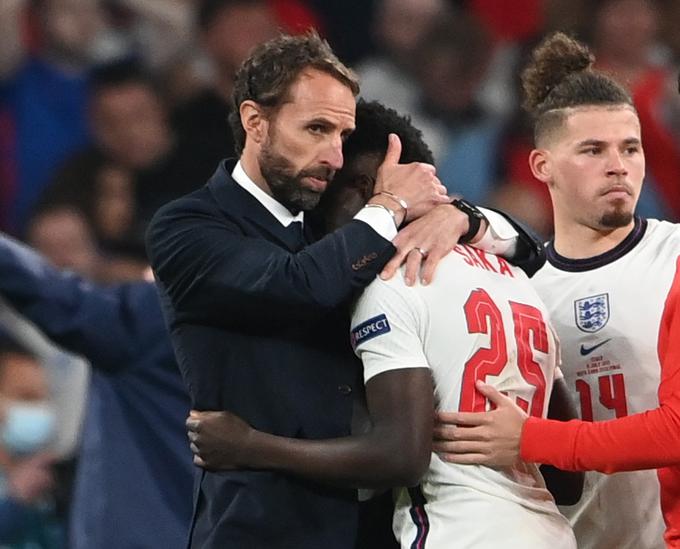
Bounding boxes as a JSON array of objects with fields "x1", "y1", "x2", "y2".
[{"x1": 286, "y1": 220, "x2": 305, "y2": 251}]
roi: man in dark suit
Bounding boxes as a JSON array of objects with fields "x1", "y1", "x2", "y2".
[{"x1": 147, "y1": 32, "x2": 539, "y2": 548}]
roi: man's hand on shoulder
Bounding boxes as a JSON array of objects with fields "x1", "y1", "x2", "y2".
[{"x1": 380, "y1": 203, "x2": 487, "y2": 286}]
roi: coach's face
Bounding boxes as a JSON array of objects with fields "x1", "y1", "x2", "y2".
[{"x1": 256, "y1": 68, "x2": 356, "y2": 214}]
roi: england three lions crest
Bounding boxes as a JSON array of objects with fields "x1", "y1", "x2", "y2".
[{"x1": 574, "y1": 294, "x2": 610, "y2": 333}]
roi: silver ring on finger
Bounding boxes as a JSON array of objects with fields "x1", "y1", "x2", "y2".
[{"x1": 413, "y1": 247, "x2": 428, "y2": 258}]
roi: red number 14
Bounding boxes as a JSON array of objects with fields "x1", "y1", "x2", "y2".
[{"x1": 575, "y1": 374, "x2": 628, "y2": 421}]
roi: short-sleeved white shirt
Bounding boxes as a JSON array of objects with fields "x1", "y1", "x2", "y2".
[
  {"x1": 351, "y1": 245, "x2": 575, "y2": 549},
  {"x1": 531, "y1": 218, "x2": 680, "y2": 549}
]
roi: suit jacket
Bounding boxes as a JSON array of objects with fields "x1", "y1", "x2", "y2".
[{"x1": 147, "y1": 160, "x2": 396, "y2": 549}]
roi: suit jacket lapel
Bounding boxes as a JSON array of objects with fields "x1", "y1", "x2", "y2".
[{"x1": 206, "y1": 160, "x2": 304, "y2": 251}]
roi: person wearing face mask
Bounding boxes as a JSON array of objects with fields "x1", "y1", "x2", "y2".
[{"x1": 0, "y1": 339, "x2": 63, "y2": 548}]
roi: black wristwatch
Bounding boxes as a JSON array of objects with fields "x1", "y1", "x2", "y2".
[{"x1": 452, "y1": 198, "x2": 486, "y2": 243}]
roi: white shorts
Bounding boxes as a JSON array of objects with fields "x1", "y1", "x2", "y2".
[{"x1": 393, "y1": 484, "x2": 576, "y2": 549}]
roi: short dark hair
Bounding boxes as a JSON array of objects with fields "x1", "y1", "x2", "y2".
[
  {"x1": 229, "y1": 31, "x2": 359, "y2": 155},
  {"x1": 522, "y1": 32, "x2": 634, "y2": 145},
  {"x1": 343, "y1": 100, "x2": 434, "y2": 166}
]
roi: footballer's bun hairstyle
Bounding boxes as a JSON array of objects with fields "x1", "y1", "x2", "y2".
[
  {"x1": 522, "y1": 32, "x2": 594, "y2": 113},
  {"x1": 522, "y1": 32, "x2": 634, "y2": 144}
]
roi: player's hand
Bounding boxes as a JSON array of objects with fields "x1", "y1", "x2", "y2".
[
  {"x1": 380, "y1": 203, "x2": 479, "y2": 286},
  {"x1": 371, "y1": 134, "x2": 449, "y2": 222},
  {"x1": 186, "y1": 410, "x2": 254, "y2": 470},
  {"x1": 432, "y1": 381, "x2": 528, "y2": 467}
]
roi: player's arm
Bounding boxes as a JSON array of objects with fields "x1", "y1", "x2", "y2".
[
  {"x1": 433, "y1": 380, "x2": 680, "y2": 473},
  {"x1": 432, "y1": 296, "x2": 680, "y2": 475},
  {"x1": 433, "y1": 378, "x2": 585, "y2": 501},
  {"x1": 518, "y1": 278, "x2": 680, "y2": 473},
  {"x1": 538, "y1": 378, "x2": 584, "y2": 504},
  {"x1": 148, "y1": 205, "x2": 475, "y2": 327},
  {"x1": 147, "y1": 138, "x2": 451, "y2": 324},
  {"x1": 0, "y1": 233, "x2": 163, "y2": 372},
  {"x1": 479, "y1": 208, "x2": 546, "y2": 277},
  {"x1": 380, "y1": 204, "x2": 545, "y2": 286},
  {"x1": 147, "y1": 198, "x2": 395, "y2": 325},
  {"x1": 187, "y1": 367, "x2": 434, "y2": 489},
  {"x1": 187, "y1": 276, "x2": 434, "y2": 488}
]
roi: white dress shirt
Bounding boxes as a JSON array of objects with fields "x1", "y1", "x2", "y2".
[{"x1": 232, "y1": 161, "x2": 397, "y2": 241}]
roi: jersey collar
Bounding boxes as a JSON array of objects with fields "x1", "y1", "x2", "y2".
[{"x1": 546, "y1": 216, "x2": 647, "y2": 272}]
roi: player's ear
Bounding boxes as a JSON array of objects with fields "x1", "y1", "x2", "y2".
[
  {"x1": 529, "y1": 149, "x2": 552, "y2": 185},
  {"x1": 240, "y1": 100, "x2": 269, "y2": 145}
]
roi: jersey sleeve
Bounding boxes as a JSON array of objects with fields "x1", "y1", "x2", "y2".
[
  {"x1": 350, "y1": 276, "x2": 429, "y2": 383},
  {"x1": 521, "y1": 257, "x2": 680, "y2": 472}
]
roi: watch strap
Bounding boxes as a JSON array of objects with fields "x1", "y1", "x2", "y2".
[{"x1": 452, "y1": 198, "x2": 486, "y2": 243}]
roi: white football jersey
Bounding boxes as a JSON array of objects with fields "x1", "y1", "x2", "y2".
[
  {"x1": 532, "y1": 217, "x2": 680, "y2": 549},
  {"x1": 351, "y1": 245, "x2": 575, "y2": 549}
]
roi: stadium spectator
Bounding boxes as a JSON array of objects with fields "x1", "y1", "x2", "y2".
[
  {"x1": 411, "y1": 10, "x2": 502, "y2": 203},
  {"x1": 25, "y1": 206, "x2": 100, "y2": 280},
  {"x1": 0, "y1": 0, "x2": 114, "y2": 234},
  {"x1": 0, "y1": 341, "x2": 62, "y2": 547},
  {"x1": 355, "y1": 0, "x2": 448, "y2": 141},
  {"x1": 588, "y1": 0, "x2": 680, "y2": 221},
  {"x1": 25, "y1": 203, "x2": 146, "y2": 283},
  {"x1": 40, "y1": 59, "x2": 198, "y2": 266},
  {"x1": 658, "y1": 0, "x2": 680, "y2": 63},
  {"x1": 170, "y1": 0, "x2": 280, "y2": 184},
  {"x1": 487, "y1": 46, "x2": 556, "y2": 239}
]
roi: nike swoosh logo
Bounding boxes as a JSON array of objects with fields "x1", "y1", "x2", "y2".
[{"x1": 580, "y1": 339, "x2": 612, "y2": 356}]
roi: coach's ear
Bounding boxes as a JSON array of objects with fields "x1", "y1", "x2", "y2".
[
  {"x1": 529, "y1": 148, "x2": 552, "y2": 186},
  {"x1": 240, "y1": 100, "x2": 269, "y2": 146}
]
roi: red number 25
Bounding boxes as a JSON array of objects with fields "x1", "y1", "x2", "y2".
[{"x1": 459, "y1": 288, "x2": 548, "y2": 417}]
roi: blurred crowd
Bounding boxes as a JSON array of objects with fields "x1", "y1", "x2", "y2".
[
  {"x1": 1, "y1": 0, "x2": 680, "y2": 546},
  {"x1": 3, "y1": 0, "x2": 680, "y2": 278}
]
